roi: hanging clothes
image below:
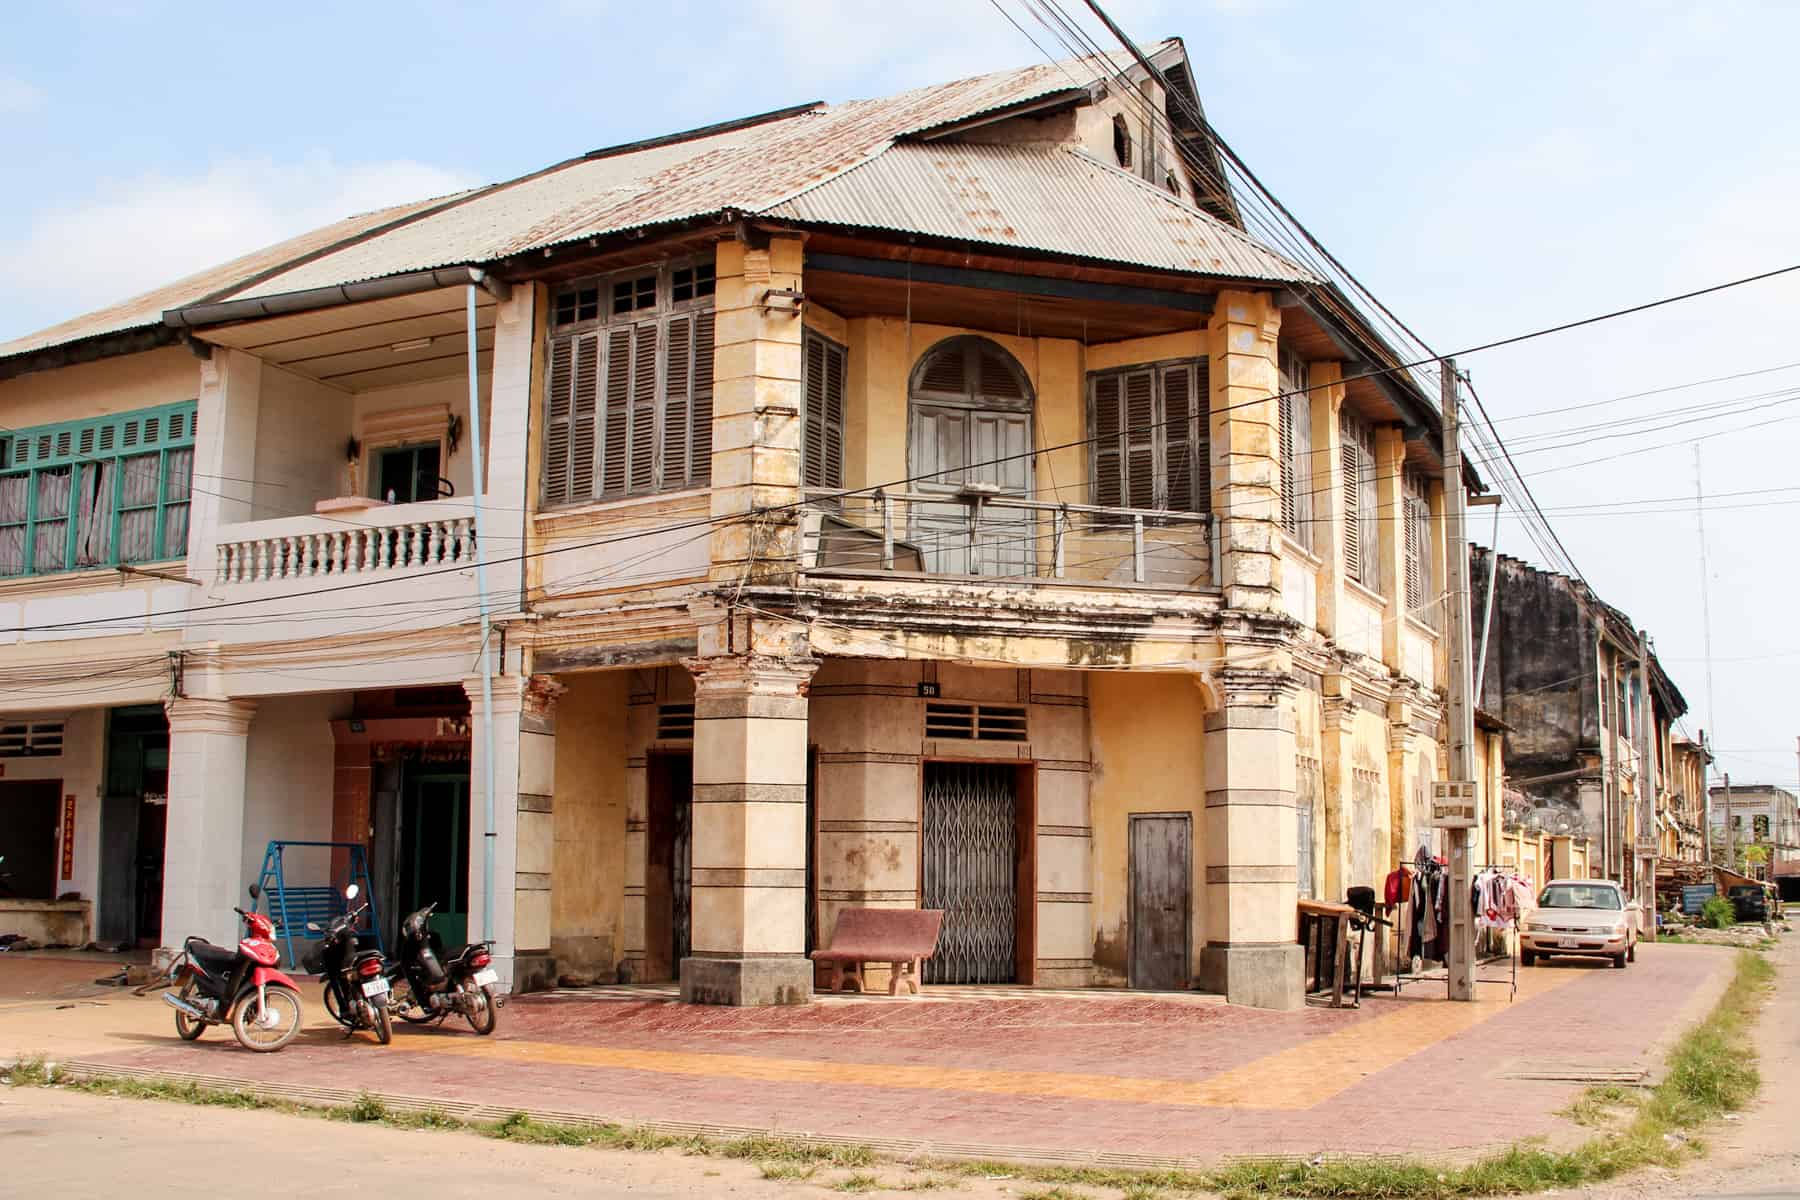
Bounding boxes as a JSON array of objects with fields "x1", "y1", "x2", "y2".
[{"x1": 1385, "y1": 867, "x2": 1411, "y2": 906}]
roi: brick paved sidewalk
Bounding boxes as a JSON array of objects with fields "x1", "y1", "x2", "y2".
[{"x1": 0, "y1": 943, "x2": 1738, "y2": 1165}]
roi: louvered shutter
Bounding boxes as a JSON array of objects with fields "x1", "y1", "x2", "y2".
[
  {"x1": 544, "y1": 336, "x2": 573, "y2": 505},
  {"x1": 1359, "y1": 426, "x2": 1379, "y2": 589},
  {"x1": 691, "y1": 308, "x2": 714, "y2": 486},
  {"x1": 600, "y1": 327, "x2": 632, "y2": 497},
  {"x1": 1340, "y1": 413, "x2": 1360, "y2": 581},
  {"x1": 570, "y1": 333, "x2": 599, "y2": 500},
  {"x1": 1403, "y1": 490, "x2": 1423, "y2": 612},
  {"x1": 628, "y1": 323, "x2": 659, "y2": 494},
  {"x1": 1190, "y1": 357, "x2": 1211, "y2": 509},
  {"x1": 1091, "y1": 373, "x2": 1124, "y2": 509},
  {"x1": 1161, "y1": 362, "x2": 1196, "y2": 513},
  {"x1": 1123, "y1": 370, "x2": 1157, "y2": 509},
  {"x1": 802, "y1": 330, "x2": 846, "y2": 489},
  {"x1": 1279, "y1": 391, "x2": 1296, "y2": 532},
  {"x1": 1290, "y1": 390, "x2": 1313, "y2": 547},
  {"x1": 663, "y1": 315, "x2": 692, "y2": 490}
]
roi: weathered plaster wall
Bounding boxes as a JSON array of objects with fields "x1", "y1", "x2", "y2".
[
  {"x1": 1088, "y1": 671, "x2": 1205, "y2": 987},
  {"x1": 256, "y1": 365, "x2": 353, "y2": 519},
  {"x1": 549, "y1": 669, "x2": 629, "y2": 977},
  {"x1": 0, "y1": 346, "x2": 197, "y2": 427},
  {"x1": 1292, "y1": 683, "x2": 1324, "y2": 899},
  {"x1": 240, "y1": 692, "x2": 347, "y2": 899}
]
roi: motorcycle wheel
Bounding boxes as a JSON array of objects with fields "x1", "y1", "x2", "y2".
[
  {"x1": 463, "y1": 982, "x2": 498, "y2": 1036},
  {"x1": 232, "y1": 984, "x2": 303, "y2": 1053},
  {"x1": 370, "y1": 999, "x2": 393, "y2": 1045},
  {"x1": 322, "y1": 982, "x2": 353, "y2": 1028},
  {"x1": 173, "y1": 980, "x2": 205, "y2": 1041}
]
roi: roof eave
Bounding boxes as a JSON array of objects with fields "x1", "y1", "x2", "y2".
[{"x1": 0, "y1": 324, "x2": 184, "y2": 383}]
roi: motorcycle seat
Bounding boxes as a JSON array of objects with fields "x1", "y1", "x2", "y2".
[{"x1": 185, "y1": 938, "x2": 238, "y2": 975}]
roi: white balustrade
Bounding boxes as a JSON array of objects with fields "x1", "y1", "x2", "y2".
[{"x1": 214, "y1": 510, "x2": 479, "y2": 585}]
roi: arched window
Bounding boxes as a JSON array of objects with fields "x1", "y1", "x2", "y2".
[{"x1": 907, "y1": 336, "x2": 1035, "y2": 574}]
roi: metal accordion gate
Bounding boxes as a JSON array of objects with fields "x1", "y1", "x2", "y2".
[{"x1": 922, "y1": 761, "x2": 1017, "y2": 984}]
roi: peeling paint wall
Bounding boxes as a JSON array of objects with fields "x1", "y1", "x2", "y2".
[
  {"x1": 550, "y1": 670, "x2": 630, "y2": 978},
  {"x1": 1088, "y1": 671, "x2": 1205, "y2": 988}
]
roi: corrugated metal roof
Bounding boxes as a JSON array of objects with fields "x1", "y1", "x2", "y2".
[
  {"x1": 3, "y1": 42, "x2": 1318, "y2": 364},
  {"x1": 765, "y1": 143, "x2": 1313, "y2": 283},
  {"x1": 0, "y1": 190, "x2": 478, "y2": 360}
]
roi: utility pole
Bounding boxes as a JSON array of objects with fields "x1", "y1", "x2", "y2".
[
  {"x1": 1694, "y1": 447, "x2": 1720, "y2": 866},
  {"x1": 1438, "y1": 359, "x2": 1477, "y2": 1002},
  {"x1": 1724, "y1": 771, "x2": 1735, "y2": 873},
  {"x1": 1636, "y1": 641, "x2": 1657, "y2": 936}
]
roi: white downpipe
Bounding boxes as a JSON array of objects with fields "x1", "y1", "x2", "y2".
[{"x1": 465, "y1": 284, "x2": 498, "y2": 944}]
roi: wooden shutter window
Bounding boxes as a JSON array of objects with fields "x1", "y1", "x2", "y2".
[
  {"x1": 690, "y1": 309, "x2": 714, "y2": 486},
  {"x1": 544, "y1": 337, "x2": 573, "y2": 505},
  {"x1": 802, "y1": 330, "x2": 846, "y2": 490},
  {"x1": 1358, "y1": 426, "x2": 1379, "y2": 590},
  {"x1": 663, "y1": 315, "x2": 693, "y2": 491},
  {"x1": 1340, "y1": 412, "x2": 1361, "y2": 581},
  {"x1": 1088, "y1": 359, "x2": 1210, "y2": 517},
  {"x1": 601, "y1": 327, "x2": 632, "y2": 498},
  {"x1": 1160, "y1": 362, "x2": 1196, "y2": 515},
  {"x1": 1279, "y1": 391, "x2": 1296, "y2": 532},
  {"x1": 1123, "y1": 370, "x2": 1157, "y2": 510},
  {"x1": 1090, "y1": 373, "x2": 1124, "y2": 509}
]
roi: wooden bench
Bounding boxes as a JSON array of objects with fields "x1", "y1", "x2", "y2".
[{"x1": 811, "y1": 908, "x2": 945, "y2": 996}]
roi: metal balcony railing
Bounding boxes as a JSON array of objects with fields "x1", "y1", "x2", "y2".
[{"x1": 800, "y1": 488, "x2": 1217, "y2": 590}]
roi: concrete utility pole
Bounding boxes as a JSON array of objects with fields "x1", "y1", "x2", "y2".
[
  {"x1": 1439, "y1": 359, "x2": 1477, "y2": 1002},
  {"x1": 1637, "y1": 643, "x2": 1657, "y2": 935},
  {"x1": 1724, "y1": 771, "x2": 1735, "y2": 872}
]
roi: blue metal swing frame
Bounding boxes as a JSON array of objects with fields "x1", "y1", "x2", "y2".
[{"x1": 253, "y1": 840, "x2": 383, "y2": 970}]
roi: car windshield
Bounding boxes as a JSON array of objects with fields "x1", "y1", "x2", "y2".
[{"x1": 1537, "y1": 884, "x2": 1622, "y2": 910}]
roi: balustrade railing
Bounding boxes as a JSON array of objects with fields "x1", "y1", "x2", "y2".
[{"x1": 216, "y1": 512, "x2": 476, "y2": 584}]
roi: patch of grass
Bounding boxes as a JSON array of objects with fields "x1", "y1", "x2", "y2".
[
  {"x1": 1560, "y1": 1082, "x2": 1642, "y2": 1128},
  {"x1": 722, "y1": 1134, "x2": 875, "y2": 1168},
  {"x1": 831, "y1": 1174, "x2": 882, "y2": 1194},
  {"x1": 67, "y1": 1074, "x2": 290, "y2": 1112},
  {"x1": 889, "y1": 1177, "x2": 962, "y2": 1192},
  {"x1": 342, "y1": 1092, "x2": 388, "y2": 1123},
  {"x1": 759, "y1": 1161, "x2": 818, "y2": 1181},
  {"x1": 490, "y1": 1111, "x2": 608, "y2": 1147},
  {"x1": 1209, "y1": 949, "x2": 1774, "y2": 1198},
  {"x1": 1, "y1": 1057, "x2": 58, "y2": 1087}
]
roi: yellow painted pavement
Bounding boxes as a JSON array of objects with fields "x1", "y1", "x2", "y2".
[{"x1": 415, "y1": 967, "x2": 1583, "y2": 1112}]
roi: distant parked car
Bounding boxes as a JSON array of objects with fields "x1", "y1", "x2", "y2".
[{"x1": 1520, "y1": 878, "x2": 1637, "y2": 969}]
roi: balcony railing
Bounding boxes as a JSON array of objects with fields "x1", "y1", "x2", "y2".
[
  {"x1": 800, "y1": 488, "x2": 1216, "y2": 589},
  {"x1": 214, "y1": 500, "x2": 478, "y2": 584}
]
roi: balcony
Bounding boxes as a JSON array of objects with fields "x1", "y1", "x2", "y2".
[
  {"x1": 799, "y1": 488, "x2": 1216, "y2": 590},
  {"x1": 215, "y1": 499, "x2": 478, "y2": 583}
]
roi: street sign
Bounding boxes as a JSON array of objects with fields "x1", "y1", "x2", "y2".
[{"x1": 1431, "y1": 780, "x2": 1478, "y2": 828}]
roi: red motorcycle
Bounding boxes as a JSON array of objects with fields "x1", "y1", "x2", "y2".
[{"x1": 158, "y1": 885, "x2": 305, "y2": 1052}]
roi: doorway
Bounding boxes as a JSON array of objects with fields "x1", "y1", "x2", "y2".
[
  {"x1": 907, "y1": 336, "x2": 1035, "y2": 576},
  {"x1": 646, "y1": 752, "x2": 693, "y2": 981},
  {"x1": 0, "y1": 780, "x2": 61, "y2": 900},
  {"x1": 99, "y1": 705, "x2": 169, "y2": 945},
  {"x1": 1128, "y1": 813, "x2": 1192, "y2": 990},
  {"x1": 392, "y1": 766, "x2": 470, "y2": 949},
  {"x1": 921, "y1": 761, "x2": 1034, "y2": 984}
]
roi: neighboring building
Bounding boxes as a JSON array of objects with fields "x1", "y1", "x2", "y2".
[
  {"x1": 1470, "y1": 551, "x2": 1689, "y2": 912},
  {"x1": 1663, "y1": 735, "x2": 1712, "y2": 864},
  {"x1": 1709, "y1": 783, "x2": 1799, "y2": 880},
  {"x1": 1, "y1": 40, "x2": 1498, "y2": 1009}
]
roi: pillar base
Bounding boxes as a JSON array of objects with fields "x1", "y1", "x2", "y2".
[
  {"x1": 680, "y1": 955, "x2": 813, "y2": 1006},
  {"x1": 510, "y1": 951, "x2": 558, "y2": 996},
  {"x1": 1198, "y1": 942, "x2": 1304, "y2": 1010}
]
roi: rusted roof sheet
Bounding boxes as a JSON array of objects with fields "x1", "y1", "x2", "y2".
[
  {"x1": 0, "y1": 190, "x2": 476, "y2": 360},
  {"x1": 765, "y1": 143, "x2": 1313, "y2": 283}
]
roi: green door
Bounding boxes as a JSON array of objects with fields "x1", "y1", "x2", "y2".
[{"x1": 401, "y1": 772, "x2": 470, "y2": 949}]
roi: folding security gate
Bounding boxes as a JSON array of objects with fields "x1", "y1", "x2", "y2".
[{"x1": 922, "y1": 762, "x2": 1018, "y2": 984}]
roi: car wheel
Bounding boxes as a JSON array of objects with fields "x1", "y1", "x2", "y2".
[
  {"x1": 1520, "y1": 949, "x2": 1536, "y2": 967},
  {"x1": 1612, "y1": 953, "x2": 1627, "y2": 969}
]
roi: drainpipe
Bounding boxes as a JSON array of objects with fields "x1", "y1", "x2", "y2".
[{"x1": 464, "y1": 284, "x2": 499, "y2": 944}]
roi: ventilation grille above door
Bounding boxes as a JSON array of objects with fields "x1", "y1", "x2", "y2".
[
  {"x1": 0, "y1": 721, "x2": 64, "y2": 758},
  {"x1": 924, "y1": 702, "x2": 1028, "y2": 742},
  {"x1": 657, "y1": 704, "x2": 695, "y2": 739}
]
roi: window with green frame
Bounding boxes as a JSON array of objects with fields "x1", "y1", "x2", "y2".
[{"x1": 0, "y1": 401, "x2": 197, "y2": 578}]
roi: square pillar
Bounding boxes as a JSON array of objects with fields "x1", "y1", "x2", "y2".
[
  {"x1": 1198, "y1": 676, "x2": 1303, "y2": 1010},
  {"x1": 1319, "y1": 674, "x2": 1356, "y2": 901},
  {"x1": 680, "y1": 653, "x2": 817, "y2": 1006},
  {"x1": 1375, "y1": 423, "x2": 1407, "y2": 669},
  {"x1": 1207, "y1": 290, "x2": 1283, "y2": 612},
  {"x1": 161, "y1": 697, "x2": 257, "y2": 955}
]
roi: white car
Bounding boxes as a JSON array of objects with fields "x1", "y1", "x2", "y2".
[{"x1": 1519, "y1": 878, "x2": 1638, "y2": 969}]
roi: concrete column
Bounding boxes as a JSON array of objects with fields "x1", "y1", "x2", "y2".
[
  {"x1": 161, "y1": 697, "x2": 257, "y2": 953},
  {"x1": 708, "y1": 236, "x2": 805, "y2": 584},
  {"x1": 1375, "y1": 423, "x2": 1407, "y2": 669},
  {"x1": 186, "y1": 349, "x2": 261, "y2": 584},
  {"x1": 1207, "y1": 290, "x2": 1283, "y2": 613},
  {"x1": 1310, "y1": 362, "x2": 1348, "y2": 639},
  {"x1": 1199, "y1": 672, "x2": 1303, "y2": 1010},
  {"x1": 481, "y1": 283, "x2": 537, "y2": 604},
  {"x1": 1386, "y1": 685, "x2": 1420, "y2": 868},
  {"x1": 1319, "y1": 673, "x2": 1356, "y2": 902},
  {"x1": 680, "y1": 652, "x2": 817, "y2": 1006}
]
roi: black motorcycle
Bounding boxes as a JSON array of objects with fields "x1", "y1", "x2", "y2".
[
  {"x1": 302, "y1": 884, "x2": 392, "y2": 1045},
  {"x1": 387, "y1": 901, "x2": 500, "y2": 1035}
]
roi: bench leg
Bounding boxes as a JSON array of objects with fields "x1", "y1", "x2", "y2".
[
  {"x1": 889, "y1": 960, "x2": 920, "y2": 997},
  {"x1": 841, "y1": 962, "x2": 864, "y2": 993}
]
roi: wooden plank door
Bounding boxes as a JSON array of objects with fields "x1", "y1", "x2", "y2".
[{"x1": 1129, "y1": 813, "x2": 1191, "y2": 991}]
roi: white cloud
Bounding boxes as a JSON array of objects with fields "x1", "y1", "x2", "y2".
[
  {"x1": 0, "y1": 76, "x2": 44, "y2": 115},
  {"x1": 0, "y1": 154, "x2": 478, "y2": 339}
]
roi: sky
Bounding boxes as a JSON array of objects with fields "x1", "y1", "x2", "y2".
[{"x1": 2, "y1": 1, "x2": 1796, "y2": 788}]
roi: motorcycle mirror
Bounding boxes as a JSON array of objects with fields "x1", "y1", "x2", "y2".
[
  {"x1": 248, "y1": 883, "x2": 260, "y2": 900},
  {"x1": 344, "y1": 883, "x2": 360, "y2": 901}
]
